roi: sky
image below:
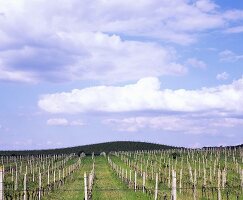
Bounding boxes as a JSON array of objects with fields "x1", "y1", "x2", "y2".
[{"x1": 0, "y1": 0, "x2": 243, "y2": 150}]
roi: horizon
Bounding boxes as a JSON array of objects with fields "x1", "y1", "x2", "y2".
[
  {"x1": 0, "y1": 140, "x2": 173, "y2": 152},
  {"x1": 1, "y1": 140, "x2": 242, "y2": 152},
  {"x1": 1, "y1": 0, "x2": 243, "y2": 150}
]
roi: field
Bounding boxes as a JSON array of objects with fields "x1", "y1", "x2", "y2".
[{"x1": 0, "y1": 145, "x2": 243, "y2": 200}]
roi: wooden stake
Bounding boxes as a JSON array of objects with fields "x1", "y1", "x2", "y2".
[
  {"x1": 171, "y1": 170, "x2": 176, "y2": 200},
  {"x1": 39, "y1": 173, "x2": 41, "y2": 200},
  {"x1": 154, "y1": 173, "x2": 158, "y2": 200},
  {"x1": 179, "y1": 169, "x2": 182, "y2": 194},
  {"x1": 47, "y1": 167, "x2": 50, "y2": 185},
  {"x1": 217, "y1": 169, "x2": 221, "y2": 200},
  {"x1": 143, "y1": 172, "x2": 146, "y2": 193},
  {"x1": 15, "y1": 167, "x2": 18, "y2": 191},
  {"x1": 53, "y1": 170, "x2": 56, "y2": 184},
  {"x1": 0, "y1": 166, "x2": 3, "y2": 200},
  {"x1": 134, "y1": 171, "x2": 137, "y2": 192},
  {"x1": 129, "y1": 170, "x2": 132, "y2": 183},
  {"x1": 23, "y1": 174, "x2": 27, "y2": 200},
  {"x1": 84, "y1": 172, "x2": 88, "y2": 200}
]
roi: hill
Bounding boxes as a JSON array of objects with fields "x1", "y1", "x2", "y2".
[{"x1": 0, "y1": 141, "x2": 178, "y2": 156}]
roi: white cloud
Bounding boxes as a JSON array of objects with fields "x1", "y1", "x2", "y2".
[
  {"x1": 0, "y1": 65, "x2": 37, "y2": 83},
  {"x1": 211, "y1": 118, "x2": 243, "y2": 128},
  {"x1": 103, "y1": 115, "x2": 243, "y2": 134},
  {"x1": 216, "y1": 72, "x2": 229, "y2": 80},
  {"x1": 225, "y1": 26, "x2": 243, "y2": 34},
  {"x1": 45, "y1": 140, "x2": 63, "y2": 146},
  {"x1": 186, "y1": 58, "x2": 207, "y2": 69},
  {"x1": 47, "y1": 118, "x2": 69, "y2": 126},
  {"x1": 190, "y1": 142, "x2": 202, "y2": 148},
  {"x1": 195, "y1": 0, "x2": 218, "y2": 12},
  {"x1": 223, "y1": 10, "x2": 243, "y2": 21},
  {"x1": 39, "y1": 76, "x2": 243, "y2": 114},
  {"x1": 0, "y1": 31, "x2": 186, "y2": 83},
  {"x1": 0, "y1": 0, "x2": 242, "y2": 82},
  {"x1": 103, "y1": 116, "x2": 210, "y2": 134},
  {"x1": 46, "y1": 118, "x2": 84, "y2": 126},
  {"x1": 14, "y1": 139, "x2": 33, "y2": 146},
  {"x1": 61, "y1": 32, "x2": 187, "y2": 82},
  {"x1": 219, "y1": 50, "x2": 243, "y2": 62},
  {"x1": 69, "y1": 120, "x2": 85, "y2": 126}
]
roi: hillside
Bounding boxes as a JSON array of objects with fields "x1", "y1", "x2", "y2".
[{"x1": 0, "y1": 141, "x2": 178, "y2": 156}]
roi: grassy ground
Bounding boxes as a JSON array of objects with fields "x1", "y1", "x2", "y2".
[
  {"x1": 92, "y1": 156, "x2": 150, "y2": 200},
  {"x1": 38, "y1": 155, "x2": 243, "y2": 200},
  {"x1": 43, "y1": 156, "x2": 150, "y2": 199},
  {"x1": 42, "y1": 157, "x2": 93, "y2": 200}
]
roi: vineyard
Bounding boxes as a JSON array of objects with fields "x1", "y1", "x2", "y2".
[{"x1": 0, "y1": 146, "x2": 243, "y2": 200}]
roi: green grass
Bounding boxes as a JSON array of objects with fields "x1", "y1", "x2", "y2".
[
  {"x1": 42, "y1": 157, "x2": 93, "y2": 200},
  {"x1": 3, "y1": 149, "x2": 243, "y2": 200},
  {"x1": 92, "y1": 156, "x2": 150, "y2": 200},
  {"x1": 42, "y1": 156, "x2": 150, "y2": 199},
  {"x1": 107, "y1": 152, "x2": 243, "y2": 200}
]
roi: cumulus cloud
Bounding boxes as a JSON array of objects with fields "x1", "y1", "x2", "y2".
[
  {"x1": 219, "y1": 50, "x2": 243, "y2": 62},
  {"x1": 103, "y1": 116, "x2": 211, "y2": 134},
  {"x1": 0, "y1": 0, "x2": 242, "y2": 82},
  {"x1": 186, "y1": 58, "x2": 207, "y2": 69},
  {"x1": 216, "y1": 72, "x2": 229, "y2": 80},
  {"x1": 195, "y1": 0, "x2": 218, "y2": 12},
  {"x1": 103, "y1": 115, "x2": 243, "y2": 134},
  {"x1": 39, "y1": 76, "x2": 243, "y2": 114},
  {"x1": 0, "y1": 32, "x2": 186, "y2": 83},
  {"x1": 47, "y1": 118, "x2": 84, "y2": 126},
  {"x1": 0, "y1": 64, "x2": 37, "y2": 83}
]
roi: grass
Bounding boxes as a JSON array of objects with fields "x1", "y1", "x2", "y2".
[
  {"x1": 4, "y1": 149, "x2": 242, "y2": 200},
  {"x1": 92, "y1": 156, "x2": 150, "y2": 200},
  {"x1": 42, "y1": 156, "x2": 150, "y2": 199},
  {"x1": 42, "y1": 157, "x2": 93, "y2": 200}
]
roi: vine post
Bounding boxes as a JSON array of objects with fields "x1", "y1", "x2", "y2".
[{"x1": 0, "y1": 166, "x2": 3, "y2": 200}]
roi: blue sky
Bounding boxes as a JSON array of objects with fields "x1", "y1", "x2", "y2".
[{"x1": 0, "y1": 0, "x2": 243, "y2": 150}]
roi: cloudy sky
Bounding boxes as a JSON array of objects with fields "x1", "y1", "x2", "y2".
[{"x1": 0, "y1": 0, "x2": 243, "y2": 150}]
